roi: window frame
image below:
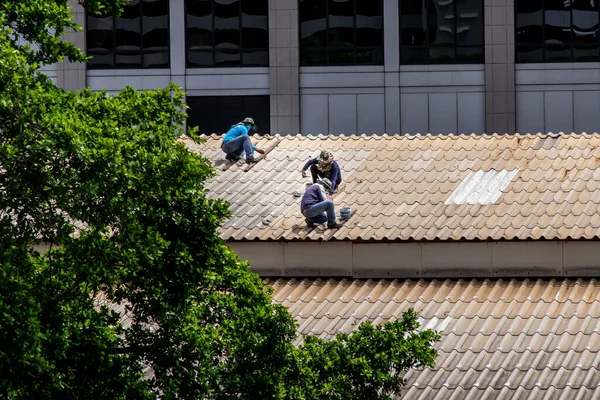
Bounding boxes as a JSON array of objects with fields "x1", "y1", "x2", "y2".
[
  {"x1": 398, "y1": 0, "x2": 485, "y2": 65},
  {"x1": 515, "y1": 0, "x2": 600, "y2": 63},
  {"x1": 86, "y1": 0, "x2": 171, "y2": 69},
  {"x1": 298, "y1": 0, "x2": 385, "y2": 67},
  {"x1": 184, "y1": 0, "x2": 270, "y2": 68}
]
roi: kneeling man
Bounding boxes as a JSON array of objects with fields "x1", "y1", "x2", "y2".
[{"x1": 300, "y1": 178, "x2": 341, "y2": 229}]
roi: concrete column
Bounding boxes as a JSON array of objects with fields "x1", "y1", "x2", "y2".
[
  {"x1": 484, "y1": 0, "x2": 516, "y2": 134},
  {"x1": 56, "y1": 0, "x2": 87, "y2": 90},
  {"x1": 268, "y1": 0, "x2": 300, "y2": 135},
  {"x1": 169, "y1": 0, "x2": 186, "y2": 89},
  {"x1": 383, "y1": 0, "x2": 400, "y2": 134}
]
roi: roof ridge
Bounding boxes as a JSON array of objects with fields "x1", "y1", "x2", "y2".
[
  {"x1": 197, "y1": 132, "x2": 600, "y2": 140},
  {"x1": 285, "y1": 298, "x2": 600, "y2": 305}
]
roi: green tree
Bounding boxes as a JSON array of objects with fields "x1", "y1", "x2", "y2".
[{"x1": 0, "y1": 1, "x2": 440, "y2": 399}]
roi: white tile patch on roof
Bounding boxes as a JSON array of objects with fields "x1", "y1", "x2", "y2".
[
  {"x1": 418, "y1": 316, "x2": 453, "y2": 332},
  {"x1": 445, "y1": 169, "x2": 519, "y2": 205}
]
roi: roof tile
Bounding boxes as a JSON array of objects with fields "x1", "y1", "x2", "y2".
[
  {"x1": 187, "y1": 133, "x2": 600, "y2": 241},
  {"x1": 267, "y1": 278, "x2": 600, "y2": 398}
]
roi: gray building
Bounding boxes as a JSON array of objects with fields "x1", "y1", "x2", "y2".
[{"x1": 48, "y1": 0, "x2": 600, "y2": 135}]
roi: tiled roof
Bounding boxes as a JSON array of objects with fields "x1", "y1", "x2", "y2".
[
  {"x1": 267, "y1": 277, "x2": 600, "y2": 399},
  {"x1": 186, "y1": 133, "x2": 600, "y2": 241}
]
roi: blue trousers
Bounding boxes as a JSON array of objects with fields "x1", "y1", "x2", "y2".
[
  {"x1": 303, "y1": 200, "x2": 336, "y2": 226},
  {"x1": 222, "y1": 135, "x2": 254, "y2": 158}
]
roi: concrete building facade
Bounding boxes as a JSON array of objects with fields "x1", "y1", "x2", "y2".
[{"x1": 50, "y1": 0, "x2": 600, "y2": 136}]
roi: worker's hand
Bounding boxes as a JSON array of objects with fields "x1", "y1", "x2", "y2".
[
  {"x1": 327, "y1": 195, "x2": 334, "y2": 200},
  {"x1": 256, "y1": 148, "x2": 266, "y2": 155},
  {"x1": 301, "y1": 170, "x2": 307, "y2": 178}
]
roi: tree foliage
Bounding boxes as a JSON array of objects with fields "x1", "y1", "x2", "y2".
[{"x1": 0, "y1": 1, "x2": 440, "y2": 399}]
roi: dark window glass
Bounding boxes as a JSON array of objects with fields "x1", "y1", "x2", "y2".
[
  {"x1": 515, "y1": 0, "x2": 543, "y2": 45},
  {"x1": 356, "y1": 1, "x2": 383, "y2": 47},
  {"x1": 300, "y1": 0, "x2": 327, "y2": 49},
  {"x1": 328, "y1": 0, "x2": 354, "y2": 48},
  {"x1": 186, "y1": 96, "x2": 270, "y2": 134},
  {"x1": 516, "y1": 0, "x2": 600, "y2": 63},
  {"x1": 300, "y1": 0, "x2": 383, "y2": 66},
  {"x1": 87, "y1": 16, "x2": 114, "y2": 67},
  {"x1": 400, "y1": 0, "x2": 484, "y2": 64},
  {"x1": 143, "y1": 0, "x2": 169, "y2": 67},
  {"x1": 573, "y1": 0, "x2": 599, "y2": 44},
  {"x1": 545, "y1": 0, "x2": 570, "y2": 45},
  {"x1": 457, "y1": 0, "x2": 484, "y2": 46},
  {"x1": 87, "y1": 0, "x2": 170, "y2": 69},
  {"x1": 185, "y1": 0, "x2": 269, "y2": 67},
  {"x1": 401, "y1": 0, "x2": 425, "y2": 46}
]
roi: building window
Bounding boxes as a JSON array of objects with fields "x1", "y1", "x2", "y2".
[
  {"x1": 87, "y1": 0, "x2": 170, "y2": 69},
  {"x1": 187, "y1": 96, "x2": 271, "y2": 134},
  {"x1": 185, "y1": 0, "x2": 269, "y2": 67},
  {"x1": 299, "y1": 0, "x2": 384, "y2": 66},
  {"x1": 516, "y1": 0, "x2": 600, "y2": 62},
  {"x1": 399, "y1": 0, "x2": 484, "y2": 64}
]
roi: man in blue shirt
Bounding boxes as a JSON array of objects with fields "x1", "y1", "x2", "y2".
[
  {"x1": 221, "y1": 117, "x2": 265, "y2": 163},
  {"x1": 300, "y1": 178, "x2": 342, "y2": 229},
  {"x1": 301, "y1": 150, "x2": 342, "y2": 193}
]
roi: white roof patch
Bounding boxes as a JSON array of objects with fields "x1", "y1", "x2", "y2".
[
  {"x1": 445, "y1": 169, "x2": 519, "y2": 205},
  {"x1": 417, "y1": 316, "x2": 453, "y2": 332}
]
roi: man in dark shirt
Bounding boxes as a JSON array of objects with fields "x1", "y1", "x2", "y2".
[
  {"x1": 300, "y1": 178, "x2": 342, "y2": 229},
  {"x1": 301, "y1": 150, "x2": 342, "y2": 193}
]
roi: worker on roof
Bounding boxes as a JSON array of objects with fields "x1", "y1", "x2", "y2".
[
  {"x1": 221, "y1": 117, "x2": 266, "y2": 164},
  {"x1": 301, "y1": 150, "x2": 342, "y2": 193},
  {"x1": 300, "y1": 178, "x2": 342, "y2": 229}
]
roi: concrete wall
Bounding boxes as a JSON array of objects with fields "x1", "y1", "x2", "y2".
[
  {"x1": 399, "y1": 65, "x2": 485, "y2": 135},
  {"x1": 299, "y1": 0, "x2": 486, "y2": 136},
  {"x1": 268, "y1": 0, "x2": 300, "y2": 134},
  {"x1": 47, "y1": 0, "x2": 87, "y2": 91},
  {"x1": 300, "y1": 66, "x2": 386, "y2": 135},
  {"x1": 46, "y1": 0, "x2": 600, "y2": 136},
  {"x1": 85, "y1": 0, "x2": 271, "y2": 97},
  {"x1": 40, "y1": 64, "x2": 58, "y2": 85},
  {"x1": 484, "y1": 0, "x2": 516, "y2": 134},
  {"x1": 56, "y1": 0, "x2": 87, "y2": 91},
  {"x1": 299, "y1": 65, "x2": 485, "y2": 135},
  {"x1": 83, "y1": 0, "x2": 279, "y2": 126},
  {"x1": 80, "y1": 0, "x2": 487, "y2": 136},
  {"x1": 229, "y1": 240, "x2": 600, "y2": 278},
  {"x1": 516, "y1": 63, "x2": 600, "y2": 134}
]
